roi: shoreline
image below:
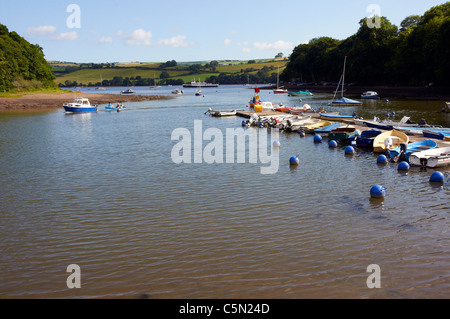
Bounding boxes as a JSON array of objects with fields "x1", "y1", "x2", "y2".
[
  {"x1": 264, "y1": 85, "x2": 450, "y2": 101},
  {"x1": 0, "y1": 92, "x2": 173, "y2": 112}
]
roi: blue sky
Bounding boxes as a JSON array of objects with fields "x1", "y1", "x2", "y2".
[{"x1": 0, "y1": 0, "x2": 446, "y2": 63}]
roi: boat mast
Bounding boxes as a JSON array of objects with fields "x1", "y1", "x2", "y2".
[{"x1": 342, "y1": 56, "x2": 347, "y2": 97}]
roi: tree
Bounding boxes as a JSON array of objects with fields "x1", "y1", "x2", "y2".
[{"x1": 275, "y1": 52, "x2": 283, "y2": 59}]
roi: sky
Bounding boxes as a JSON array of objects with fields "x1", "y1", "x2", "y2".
[{"x1": 0, "y1": 0, "x2": 447, "y2": 63}]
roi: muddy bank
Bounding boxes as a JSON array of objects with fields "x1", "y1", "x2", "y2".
[
  {"x1": 264, "y1": 85, "x2": 450, "y2": 101},
  {"x1": 0, "y1": 92, "x2": 173, "y2": 111}
]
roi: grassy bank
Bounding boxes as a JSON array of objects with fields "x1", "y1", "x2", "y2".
[{"x1": 0, "y1": 87, "x2": 75, "y2": 98}]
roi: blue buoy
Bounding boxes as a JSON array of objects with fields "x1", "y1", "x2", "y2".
[
  {"x1": 345, "y1": 146, "x2": 356, "y2": 155},
  {"x1": 289, "y1": 156, "x2": 300, "y2": 166},
  {"x1": 273, "y1": 141, "x2": 281, "y2": 148},
  {"x1": 430, "y1": 171, "x2": 445, "y2": 183},
  {"x1": 329, "y1": 140, "x2": 338, "y2": 148},
  {"x1": 314, "y1": 135, "x2": 322, "y2": 143},
  {"x1": 377, "y1": 155, "x2": 388, "y2": 164},
  {"x1": 299, "y1": 131, "x2": 306, "y2": 137},
  {"x1": 242, "y1": 120, "x2": 247, "y2": 127},
  {"x1": 370, "y1": 185, "x2": 386, "y2": 199},
  {"x1": 398, "y1": 161, "x2": 410, "y2": 171}
]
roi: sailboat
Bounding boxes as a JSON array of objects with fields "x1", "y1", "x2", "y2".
[
  {"x1": 95, "y1": 75, "x2": 106, "y2": 90},
  {"x1": 151, "y1": 75, "x2": 161, "y2": 89},
  {"x1": 195, "y1": 78, "x2": 203, "y2": 96},
  {"x1": 330, "y1": 56, "x2": 362, "y2": 106},
  {"x1": 274, "y1": 67, "x2": 288, "y2": 94}
]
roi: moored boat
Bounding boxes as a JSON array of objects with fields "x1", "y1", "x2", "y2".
[
  {"x1": 361, "y1": 91, "x2": 379, "y2": 99},
  {"x1": 423, "y1": 130, "x2": 450, "y2": 140},
  {"x1": 409, "y1": 146, "x2": 450, "y2": 168},
  {"x1": 120, "y1": 88, "x2": 135, "y2": 95},
  {"x1": 315, "y1": 123, "x2": 341, "y2": 134},
  {"x1": 445, "y1": 102, "x2": 450, "y2": 113},
  {"x1": 331, "y1": 97, "x2": 363, "y2": 106},
  {"x1": 373, "y1": 130, "x2": 409, "y2": 153},
  {"x1": 328, "y1": 126, "x2": 360, "y2": 142},
  {"x1": 302, "y1": 121, "x2": 332, "y2": 133},
  {"x1": 288, "y1": 90, "x2": 313, "y2": 96},
  {"x1": 63, "y1": 97, "x2": 97, "y2": 113},
  {"x1": 389, "y1": 139, "x2": 438, "y2": 161},
  {"x1": 319, "y1": 113, "x2": 356, "y2": 121},
  {"x1": 356, "y1": 129, "x2": 382, "y2": 149},
  {"x1": 276, "y1": 104, "x2": 312, "y2": 114},
  {"x1": 207, "y1": 108, "x2": 237, "y2": 117},
  {"x1": 172, "y1": 89, "x2": 184, "y2": 95}
]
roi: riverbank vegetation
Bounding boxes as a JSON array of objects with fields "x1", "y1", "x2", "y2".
[
  {"x1": 282, "y1": 2, "x2": 450, "y2": 87},
  {"x1": 0, "y1": 24, "x2": 56, "y2": 92}
]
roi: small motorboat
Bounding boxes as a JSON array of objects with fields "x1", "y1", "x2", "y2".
[
  {"x1": 409, "y1": 146, "x2": 450, "y2": 168},
  {"x1": 63, "y1": 97, "x2": 97, "y2": 113},
  {"x1": 389, "y1": 140, "x2": 438, "y2": 161},
  {"x1": 288, "y1": 90, "x2": 313, "y2": 96},
  {"x1": 207, "y1": 108, "x2": 237, "y2": 117},
  {"x1": 120, "y1": 89, "x2": 135, "y2": 95},
  {"x1": 361, "y1": 91, "x2": 380, "y2": 99},
  {"x1": 172, "y1": 89, "x2": 184, "y2": 95},
  {"x1": 328, "y1": 126, "x2": 360, "y2": 142},
  {"x1": 105, "y1": 104, "x2": 126, "y2": 112},
  {"x1": 274, "y1": 88, "x2": 288, "y2": 94},
  {"x1": 314, "y1": 123, "x2": 342, "y2": 134},
  {"x1": 373, "y1": 130, "x2": 410, "y2": 153}
]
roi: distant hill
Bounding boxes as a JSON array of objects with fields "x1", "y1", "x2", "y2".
[
  {"x1": 51, "y1": 58, "x2": 289, "y2": 87},
  {"x1": 0, "y1": 24, "x2": 55, "y2": 92}
]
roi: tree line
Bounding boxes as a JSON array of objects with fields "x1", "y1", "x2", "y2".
[
  {"x1": 0, "y1": 24, "x2": 55, "y2": 92},
  {"x1": 282, "y1": 2, "x2": 450, "y2": 86}
]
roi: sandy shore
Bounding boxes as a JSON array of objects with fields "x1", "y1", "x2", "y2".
[{"x1": 0, "y1": 92, "x2": 173, "y2": 111}]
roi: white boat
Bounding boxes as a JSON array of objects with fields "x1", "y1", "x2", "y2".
[
  {"x1": 361, "y1": 91, "x2": 379, "y2": 99},
  {"x1": 63, "y1": 97, "x2": 97, "y2": 113},
  {"x1": 183, "y1": 80, "x2": 219, "y2": 88},
  {"x1": 207, "y1": 108, "x2": 237, "y2": 117},
  {"x1": 172, "y1": 89, "x2": 184, "y2": 95},
  {"x1": 409, "y1": 147, "x2": 450, "y2": 168},
  {"x1": 95, "y1": 75, "x2": 106, "y2": 90},
  {"x1": 120, "y1": 89, "x2": 135, "y2": 95}
]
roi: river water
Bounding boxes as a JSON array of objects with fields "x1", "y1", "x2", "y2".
[{"x1": 0, "y1": 85, "x2": 449, "y2": 299}]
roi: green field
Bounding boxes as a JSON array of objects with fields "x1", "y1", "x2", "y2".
[{"x1": 51, "y1": 58, "x2": 289, "y2": 86}]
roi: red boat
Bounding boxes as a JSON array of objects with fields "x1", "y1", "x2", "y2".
[{"x1": 275, "y1": 104, "x2": 313, "y2": 114}]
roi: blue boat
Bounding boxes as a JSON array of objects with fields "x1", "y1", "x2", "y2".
[
  {"x1": 331, "y1": 97, "x2": 363, "y2": 106},
  {"x1": 315, "y1": 123, "x2": 341, "y2": 134},
  {"x1": 63, "y1": 97, "x2": 97, "y2": 113},
  {"x1": 319, "y1": 113, "x2": 357, "y2": 121},
  {"x1": 389, "y1": 140, "x2": 438, "y2": 160},
  {"x1": 356, "y1": 129, "x2": 382, "y2": 148},
  {"x1": 423, "y1": 130, "x2": 450, "y2": 140}
]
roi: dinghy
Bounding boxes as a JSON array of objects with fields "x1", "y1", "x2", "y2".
[
  {"x1": 373, "y1": 130, "x2": 409, "y2": 153},
  {"x1": 328, "y1": 126, "x2": 360, "y2": 142},
  {"x1": 389, "y1": 140, "x2": 438, "y2": 161},
  {"x1": 207, "y1": 108, "x2": 237, "y2": 117},
  {"x1": 409, "y1": 147, "x2": 450, "y2": 168}
]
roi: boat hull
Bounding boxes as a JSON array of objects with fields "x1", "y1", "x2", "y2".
[
  {"x1": 409, "y1": 147, "x2": 450, "y2": 168},
  {"x1": 64, "y1": 106, "x2": 97, "y2": 113},
  {"x1": 373, "y1": 130, "x2": 409, "y2": 153},
  {"x1": 319, "y1": 114, "x2": 356, "y2": 121}
]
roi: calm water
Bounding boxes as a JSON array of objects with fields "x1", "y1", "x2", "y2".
[{"x1": 1, "y1": 86, "x2": 449, "y2": 299}]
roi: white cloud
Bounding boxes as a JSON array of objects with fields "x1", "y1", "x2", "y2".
[
  {"x1": 51, "y1": 32, "x2": 79, "y2": 41},
  {"x1": 253, "y1": 40, "x2": 293, "y2": 50},
  {"x1": 224, "y1": 39, "x2": 232, "y2": 46},
  {"x1": 125, "y1": 29, "x2": 152, "y2": 46},
  {"x1": 158, "y1": 35, "x2": 191, "y2": 48},
  {"x1": 26, "y1": 25, "x2": 56, "y2": 36},
  {"x1": 242, "y1": 48, "x2": 251, "y2": 53},
  {"x1": 99, "y1": 36, "x2": 113, "y2": 44}
]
